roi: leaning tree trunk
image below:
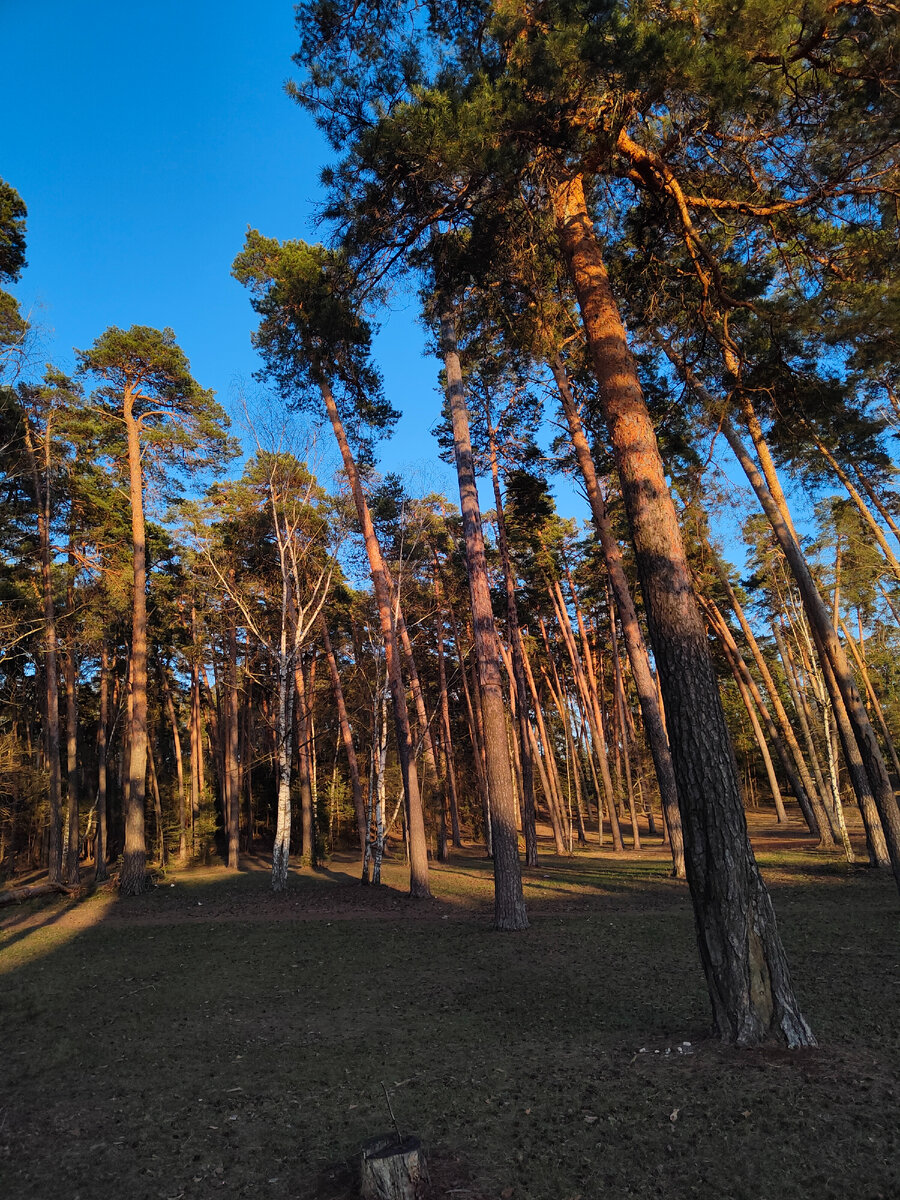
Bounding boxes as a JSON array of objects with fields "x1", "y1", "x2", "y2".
[
  {"x1": 553, "y1": 171, "x2": 814, "y2": 1046},
  {"x1": 121, "y1": 390, "x2": 149, "y2": 895},
  {"x1": 318, "y1": 377, "x2": 430, "y2": 898},
  {"x1": 439, "y1": 304, "x2": 528, "y2": 931},
  {"x1": 718, "y1": 415, "x2": 900, "y2": 885},
  {"x1": 714, "y1": 562, "x2": 833, "y2": 843}
]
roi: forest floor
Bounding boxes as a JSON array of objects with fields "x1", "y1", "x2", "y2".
[{"x1": 2, "y1": 812, "x2": 898, "y2": 1200}]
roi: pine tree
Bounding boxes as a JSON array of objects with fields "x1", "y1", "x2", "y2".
[{"x1": 76, "y1": 327, "x2": 234, "y2": 895}]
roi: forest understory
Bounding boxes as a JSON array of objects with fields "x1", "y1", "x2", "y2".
[{"x1": 2, "y1": 812, "x2": 898, "y2": 1200}]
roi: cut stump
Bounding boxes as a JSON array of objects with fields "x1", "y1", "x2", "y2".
[{"x1": 360, "y1": 1134, "x2": 428, "y2": 1200}]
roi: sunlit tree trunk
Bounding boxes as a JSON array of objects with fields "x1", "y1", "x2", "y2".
[
  {"x1": 448, "y1": 603, "x2": 492, "y2": 850},
  {"x1": 715, "y1": 564, "x2": 831, "y2": 841},
  {"x1": 488, "y1": 428, "x2": 538, "y2": 867},
  {"x1": 772, "y1": 621, "x2": 833, "y2": 832},
  {"x1": 147, "y1": 735, "x2": 167, "y2": 867},
  {"x1": 121, "y1": 387, "x2": 149, "y2": 894},
  {"x1": 223, "y1": 615, "x2": 241, "y2": 871},
  {"x1": 63, "y1": 638, "x2": 80, "y2": 884},
  {"x1": 609, "y1": 601, "x2": 641, "y2": 849},
  {"x1": 318, "y1": 377, "x2": 430, "y2": 897},
  {"x1": 439, "y1": 303, "x2": 527, "y2": 928},
  {"x1": 520, "y1": 635, "x2": 568, "y2": 854},
  {"x1": 433, "y1": 573, "x2": 463, "y2": 848},
  {"x1": 553, "y1": 172, "x2": 814, "y2": 1045}
]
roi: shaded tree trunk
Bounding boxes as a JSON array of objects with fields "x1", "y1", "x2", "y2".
[
  {"x1": 95, "y1": 640, "x2": 110, "y2": 882},
  {"x1": 161, "y1": 666, "x2": 188, "y2": 862},
  {"x1": 320, "y1": 619, "x2": 367, "y2": 858}
]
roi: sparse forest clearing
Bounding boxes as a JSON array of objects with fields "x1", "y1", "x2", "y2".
[
  {"x1": 3, "y1": 819, "x2": 899, "y2": 1200},
  {"x1": 4, "y1": 4, "x2": 900, "y2": 1196}
]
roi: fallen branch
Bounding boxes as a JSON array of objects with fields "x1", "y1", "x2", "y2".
[{"x1": 0, "y1": 881, "x2": 75, "y2": 908}]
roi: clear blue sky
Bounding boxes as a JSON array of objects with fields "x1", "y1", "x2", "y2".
[
  {"x1": 3, "y1": 0, "x2": 460, "y2": 496},
  {"x1": 4, "y1": 0, "x2": 774, "y2": 561}
]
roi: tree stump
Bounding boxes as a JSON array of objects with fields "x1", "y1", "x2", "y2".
[{"x1": 359, "y1": 1134, "x2": 428, "y2": 1200}]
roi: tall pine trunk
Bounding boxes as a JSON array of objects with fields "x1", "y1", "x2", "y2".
[
  {"x1": 318, "y1": 378, "x2": 430, "y2": 897},
  {"x1": 488, "y1": 429, "x2": 538, "y2": 867},
  {"x1": 63, "y1": 639, "x2": 80, "y2": 885},
  {"x1": 224, "y1": 615, "x2": 241, "y2": 871},
  {"x1": 715, "y1": 562, "x2": 832, "y2": 842},
  {"x1": 553, "y1": 172, "x2": 814, "y2": 1045},
  {"x1": 432, "y1": 574, "x2": 463, "y2": 848},
  {"x1": 121, "y1": 389, "x2": 149, "y2": 895},
  {"x1": 439, "y1": 305, "x2": 527, "y2": 930}
]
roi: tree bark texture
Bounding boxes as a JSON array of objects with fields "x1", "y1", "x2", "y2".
[
  {"x1": 488, "y1": 431, "x2": 539, "y2": 867},
  {"x1": 121, "y1": 390, "x2": 149, "y2": 895},
  {"x1": 440, "y1": 306, "x2": 528, "y2": 930},
  {"x1": 553, "y1": 172, "x2": 814, "y2": 1045}
]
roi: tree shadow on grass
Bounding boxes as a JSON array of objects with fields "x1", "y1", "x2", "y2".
[{"x1": 2, "y1": 844, "x2": 900, "y2": 1200}]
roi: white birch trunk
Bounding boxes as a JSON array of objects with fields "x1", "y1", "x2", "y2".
[{"x1": 373, "y1": 690, "x2": 388, "y2": 885}]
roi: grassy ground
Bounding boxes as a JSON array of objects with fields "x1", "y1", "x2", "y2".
[{"x1": 2, "y1": 821, "x2": 899, "y2": 1200}]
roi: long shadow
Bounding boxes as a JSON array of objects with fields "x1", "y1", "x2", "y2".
[
  {"x1": 2, "y1": 843, "x2": 899, "y2": 1200},
  {"x1": 0, "y1": 892, "x2": 92, "y2": 953}
]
